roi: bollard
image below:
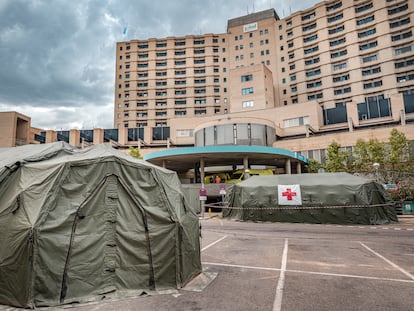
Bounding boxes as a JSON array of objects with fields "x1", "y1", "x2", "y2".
[{"x1": 208, "y1": 207, "x2": 212, "y2": 217}]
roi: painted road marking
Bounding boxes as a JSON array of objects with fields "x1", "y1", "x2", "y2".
[
  {"x1": 201, "y1": 235, "x2": 227, "y2": 252},
  {"x1": 273, "y1": 238, "x2": 289, "y2": 311},
  {"x1": 201, "y1": 263, "x2": 414, "y2": 284},
  {"x1": 359, "y1": 242, "x2": 414, "y2": 280},
  {"x1": 203, "y1": 262, "x2": 280, "y2": 271}
]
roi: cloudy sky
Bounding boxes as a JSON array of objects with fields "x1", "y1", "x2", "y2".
[{"x1": 0, "y1": 0, "x2": 320, "y2": 130}]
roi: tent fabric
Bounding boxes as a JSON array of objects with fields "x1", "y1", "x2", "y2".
[
  {"x1": 223, "y1": 173, "x2": 397, "y2": 225},
  {"x1": 0, "y1": 143, "x2": 201, "y2": 308}
]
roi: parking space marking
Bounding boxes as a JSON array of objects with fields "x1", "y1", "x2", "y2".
[
  {"x1": 359, "y1": 242, "x2": 414, "y2": 280},
  {"x1": 202, "y1": 262, "x2": 414, "y2": 284},
  {"x1": 273, "y1": 238, "x2": 288, "y2": 311},
  {"x1": 287, "y1": 269, "x2": 414, "y2": 283},
  {"x1": 203, "y1": 261, "x2": 280, "y2": 271},
  {"x1": 201, "y1": 235, "x2": 227, "y2": 252}
]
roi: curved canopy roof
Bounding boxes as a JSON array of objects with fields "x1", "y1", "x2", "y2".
[{"x1": 144, "y1": 145, "x2": 308, "y2": 172}]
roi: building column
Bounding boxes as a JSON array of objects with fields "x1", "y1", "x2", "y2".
[
  {"x1": 296, "y1": 162, "x2": 302, "y2": 174},
  {"x1": 162, "y1": 160, "x2": 166, "y2": 168},
  {"x1": 200, "y1": 158, "x2": 205, "y2": 185},
  {"x1": 45, "y1": 130, "x2": 57, "y2": 143},
  {"x1": 243, "y1": 156, "x2": 249, "y2": 180},
  {"x1": 69, "y1": 129, "x2": 80, "y2": 147},
  {"x1": 285, "y1": 158, "x2": 291, "y2": 174},
  {"x1": 93, "y1": 128, "x2": 104, "y2": 145}
]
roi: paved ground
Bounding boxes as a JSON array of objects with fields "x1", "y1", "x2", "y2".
[{"x1": 2, "y1": 216, "x2": 414, "y2": 311}]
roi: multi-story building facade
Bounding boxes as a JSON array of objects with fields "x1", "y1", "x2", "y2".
[
  {"x1": 112, "y1": 0, "x2": 414, "y2": 164},
  {"x1": 3, "y1": 0, "x2": 413, "y2": 169}
]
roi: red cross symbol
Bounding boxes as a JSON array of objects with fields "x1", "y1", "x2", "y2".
[{"x1": 282, "y1": 188, "x2": 297, "y2": 200}]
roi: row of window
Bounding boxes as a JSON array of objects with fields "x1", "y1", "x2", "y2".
[
  {"x1": 127, "y1": 38, "x2": 222, "y2": 50},
  {"x1": 234, "y1": 29, "x2": 268, "y2": 41}
]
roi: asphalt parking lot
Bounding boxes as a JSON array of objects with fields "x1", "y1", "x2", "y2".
[{"x1": 2, "y1": 216, "x2": 413, "y2": 311}]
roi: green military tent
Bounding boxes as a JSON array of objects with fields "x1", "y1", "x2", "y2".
[
  {"x1": 223, "y1": 173, "x2": 397, "y2": 225},
  {"x1": 0, "y1": 142, "x2": 201, "y2": 308}
]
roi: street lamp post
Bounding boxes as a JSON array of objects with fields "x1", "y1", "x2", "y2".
[{"x1": 373, "y1": 162, "x2": 380, "y2": 183}]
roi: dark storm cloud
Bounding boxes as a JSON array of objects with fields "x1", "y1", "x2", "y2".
[{"x1": 0, "y1": 0, "x2": 320, "y2": 129}]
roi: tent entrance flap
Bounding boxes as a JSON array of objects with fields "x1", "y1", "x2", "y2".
[{"x1": 59, "y1": 175, "x2": 155, "y2": 304}]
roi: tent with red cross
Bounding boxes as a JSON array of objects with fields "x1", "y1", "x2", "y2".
[{"x1": 223, "y1": 172, "x2": 397, "y2": 225}]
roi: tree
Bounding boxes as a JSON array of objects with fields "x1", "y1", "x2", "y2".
[
  {"x1": 305, "y1": 158, "x2": 323, "y2": 173},
  {"x1": 352, "y1": 138, "x2": 385, "y2": 172},
  {"x1": 129, "y1": 146, "x2": 143, "y2": 159},
  {"x1": 388, "y1": 128, "x2": 411, "y2": 170},
  {"x1": 325, "y1": 141, "x2": 349, "y2": 172}
]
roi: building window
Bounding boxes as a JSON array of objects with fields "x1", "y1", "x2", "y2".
[
  {"x1": 138, "y1": 53, "x2": 148, "y2": 58},
  {"x1": 328, "y1": 13, "x2": 343, "y2": 23},
  {"x1": 242, "y1": 100, "x2": 254, "y2": 108},
  {"x1": 397, "y1": 73, "x2": 414, "y2": 83},
  {"x1": 355, "y1": 2, "x2": 373, "y2": 14},
  {"x1": 361, "y1": 54, "x2": 378, "y2": 63},
  {"x1": 391, "y1": 31, "x2": 412, "y2": 42},
  {"x1": 388, "y1": 4, "x2": 408, "y2": 15},
  {"x1": 358, "y1": 28, "x2": 376, "y2": 38},
  {"x1": 363, "y1": 80, "x2": 383, "y2": 89},
  {"x1": 175, "y1": 79, "x2": 186, "y2": 85},
  {"x1": 302, "y1": 23, "x2": 317, "y2": 32},
  {"x1": 395, "y1": 59, "x2": 414, "y2": 69},
  {"x1": 175, "y1": 41, "x2": 185, "y2": 46},
  {"x1": 304, "y1": 46, "x2": 319, "y2": 54},
  {"x1": 156, "y1": 42, "x2": 167, "y2": 48},
  {"x1": 359, "y1": 41, "x2": 377, "y2": 51},
  {"x1": 284, "y1": 116, "x2": 310, "y2": 127},
  {"x1": 241, "y1": 74, "x2": 253, "y2": 82},
  {"x1": 326, "y1": 2, "x2": 342, "y2": 12},
  {"x1": 306, "y1": 69, "x2": 321, "y2": 77},
  {"x1": 308, "y1": 93, "x2": 323, "y2": 101},
  {"x1": 194, "y1": 58, "x2": 205, "y2": 64},
  {"x1": 331, "y1": 49, "x2": 347, "y2": 58},
  {"x1": 156, "y1": 51, "x2": 167, "y2": 57},
  {"x1": 330, "y1": 37, "x2": 346, "y2": 47},
  {"x1": 291, "y1": 86, "x2": 297, "y2": 92},
  {"x1": 194, "y1": 39, "x2": 205, "y2": 45},
  {"x1": 289, "y1": 53, "x2": 295, "y2": 59},
  {"x1": 394, "y1": 45, "x2": 413, "y2": 55},
  {"x1": 175, "y1": 100, "x2": 186, "y2": 105},
  {"x1": 332, "y1": 62, "x2": 347, "y2": 71},
  {"x1": 175, "y1": 50, "x2": 186, "y2": 56},
  {"x1": 334, "y1": 87, "x2": 351, "y2": 95},
  {"x1": 307, "y1": 81, "x2": 322, "y2": 88},
  {"x1": 138, "y1": 44, "x2": 148, "y2": 49},
  {"x1": 194, "y1": 109, "x2": 206, "y2": 115},
  {"x1": 242, "y1": 87, "x2": 254, "y2": 95},
  {"x1": 333, "y1": 74, "x2": 350, "y2": 82},
  {"x1": 362, "y1": 67, "x2": 381, "y2": 76},
  {"x1": 155, "y1": 81, "x2": 166, "y2": 87},
  {"x1": 289, "y1": 64, "x2": 295, "y2": 70},
  {"x1": 302, "y1": 12, "x2": 316, "y2": 21},
  {"x1": 357, "y1": 15, "x2": 374, "y2": 25},
  {"x1": 156, "y1": 91, "x2": 167, "y2": 96},
  {"x1": 290, "y1": 75, "x2": 296, "y2": 81},
  {"x1": 194, "y1": 79, "x2": 206, "y2": 84},
  {"x1": 304, "y1": 34, "x2": 318, "y2": 43},
  {"x1": 195, "y1": 88, "x2": 206, "y2": 94},
  {"x1": 175, "y1": 110, "x2": 187, "y2": 116},
  {"x1": 328, "y1": 25, "x2": 344, "y2": 35},
  {"x1": 305, "y1": 57, "x2": 320, "y2": 66},
  {"x1": 138, "y1": 63, "x2": 148, "y2": 68},
  {"x1": 156, "y1": 61, "x2": 167, "y2": 67},
  {"x1": 390, "y1": 17, "x2": 410, "y2": 28},
  {"x1": 175, "y1": 89, "x2": 186, "y2": 95}
]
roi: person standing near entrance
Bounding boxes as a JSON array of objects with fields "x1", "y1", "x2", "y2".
[{"x1": 215, "y1": 175, "x2": 221, "y2": 184}]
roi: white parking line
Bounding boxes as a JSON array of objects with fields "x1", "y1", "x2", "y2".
[
  {"x1": 201, "y1": 262, "x2": 414, "y2": 284},
  {"x1": 273, "y1": 238, "x2": 288, "y2": 311},
  {"x1": 203, "y1": 261, "x2": 280, "y2": 271},
  {"x1": 287, "y1": 269, "x2": 414, "y2": 283},
  {"x1": 201, "y1": 235, "x2": 227, "y2": 252},
  {"x1": 359, "y1": 242, "x2": 414, "y2": 280}
]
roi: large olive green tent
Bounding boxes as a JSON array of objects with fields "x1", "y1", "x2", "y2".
[
  {"x1": 0, "y1": 142, "x2": 201, "y2": 308},
  {"x1": 223, "y1": 173, "x2": 397, "y2": 225}
]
